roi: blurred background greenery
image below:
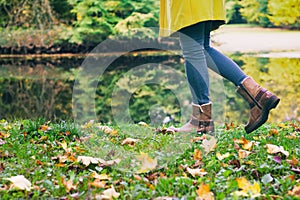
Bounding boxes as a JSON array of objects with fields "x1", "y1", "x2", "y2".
[
  {"x1": 0, "y1": 0, "x2": 299, "y2": 51},
  {"x1": 0, "y1": 0, "x2": 299, "y2": 125}
]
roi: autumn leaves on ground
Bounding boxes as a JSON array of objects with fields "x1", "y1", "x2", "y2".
[{"x1": 0, "y1": 119, "x2": 300, "y2": 199}]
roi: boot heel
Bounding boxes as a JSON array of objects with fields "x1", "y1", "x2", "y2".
[{"x1": 269, "y1": 96, "x2": 280, "y2": 109}]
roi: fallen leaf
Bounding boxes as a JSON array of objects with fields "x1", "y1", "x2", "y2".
[
  {"x1": 190, "y1": 135, "x2": 206, "y2": 143},
  {"x1": 81, "y1": 120, "x2": 94, "y2": 129},
  {"x1": 216, "y1": 152, "x2": 230, "y2": 160},
  {"x1": 98, "y1": 125, "x2": 118, "y2": 135},
  {"x1": 234, "y1": 138, "x2": 254, "y2": 150},
  {"x1": 238, "y1": 150, "x2": 251, "y2": 159},
  {"x1": 138, "y1": 121, "x2": 148, "y2": 126},
  {"x1": 291, "y1": 167, "x2": 300, "y2": 174},
  {"x1": 60, "y1": 141, "x2": 72, "y2": 153},
  {"x1": 5, "y1": 175, "x2": 31, "y2": 191},
  {"x1": 62, "y1": 177, "x2": 77, "y2": 193},
  {"x1": 269, "y1": 129, "x2": 279, "y2": 136},
  {"x1": 266, "y1": 144, "x2": 289, "y2": 157},
  {"x1": 232, "y1": 177, "x2": 261, "y2": 198},
  {"x1": 89, "y1": 179, "x2": 106, "y2": 188},
  {"x1": 77, "y1": 156, "x2": 100, "y2": 166},
  {"x1": 287, "y1": 156, "x2": 299, "y2": 166},
  {"x1": 261, "y1": 174, "x2": 273, "y2": 185},
  {"x1": 0, "y1": 131, "x2": 10, "y2": 139},
  {"x1": 186, "y1": 167, "x2": 207, "y2": 177},
  {"x1": 273, "y1": 156, "x2": 282, "y2": 164},
  {"x1": 96, "y1": 185, "x2": 120, "y2": 200},
  {"x1": 39, "y1": 125, "x2": 51, "y2": 132},
  {"x1": 194, "y1": 149, "x2": 202, "y2": 161},
  {"x1": 136, "y1": 153, "x2": 157, "y2": 173},
  {"x1": 288, "y1": 185, "x2": 300, "y2": 198},
  {"x1": 0, "y1": 139, "x2": 6, "y2": 145},
  {"x1": 201, "y1": 136, "x2": 217, "y2": 155},
  {"x1": 121, "y1": 138, "x2": 138, "y2": 147},
  {"x1": 196, "y1": 183, "x2": 214, "y2": 200},
  {"x1": 91, "y1": 172, "x2": 111, "y2": 180}
]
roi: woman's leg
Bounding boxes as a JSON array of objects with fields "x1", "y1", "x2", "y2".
[
  {"x1": 170, "y1": 22, "x2": 214, "y2": 133},
  {"x1": 202, "y1": 21, "x2": 280, "y2": 133},
  {"x1": 203, "y1": 21, "x2": 247, "y2": 86},
  {"x1": 179, "y1": 22, "x2": 210, "y2": 105}
]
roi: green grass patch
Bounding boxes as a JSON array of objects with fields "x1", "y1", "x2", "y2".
[{"x1": 0, "y1": 119, "x2": 299, "y2": 199}]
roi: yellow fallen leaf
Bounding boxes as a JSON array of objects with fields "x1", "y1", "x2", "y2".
[
  {"x1": 194, "y1": 149, "x2": 202, "y2": 161},
  {"x1": 234, "y1": 138, "x2": 254, "y2": 150},
  {"x1": 5, "y1": 175, "x2": 31, "y2": 191},
  {"x1": 201, "y1": 136, "x2": 217, "y2": 155},
  {"x1": 60, "y1": 141, "x2": 72, "y2": 153},
  {"x1": 216, "y1": 152, "x2": 230, "y2": 160},
  {"x1": 91, "y1": 172, "x2": 111, "y2": 180},
  {"x1": 98, "y1": 125, "x2": 118, "y2": 135},
  {"x1": 81, "y1": 120, "x2": 94, "y2": 129},
  {"x1": 238, "y1": 150, "x2": 251, "y2": 159},
  {"x1": 136, "y1": 152, "x2": 157, "y2": 173},
  {"x1": 186, "y1": 167, "x2": 207, "y2": 177},
  {"x1": 121, "y1": 138, "x2": 138, "y2": 146},
  {"x1": 96, "y1": 185, "x2": 120, "y2": 200},
  {"x1": 196, "y1": 183, "x2": 214, "y2": 200},
  {"x1": 266, "y1": 144, "x2": 289, "y2": 157},
  {"x1": 232, "y1": 177, "x2": 261, "y2": 198}
]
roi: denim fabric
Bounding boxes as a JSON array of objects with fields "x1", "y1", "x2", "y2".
[{"x1": 179, "y1": 21, "x2": 247, "y2": 105}]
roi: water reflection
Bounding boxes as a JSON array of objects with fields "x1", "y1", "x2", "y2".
[{"x1": 0, "y1": 53, "x2": 299, "y2": 124}]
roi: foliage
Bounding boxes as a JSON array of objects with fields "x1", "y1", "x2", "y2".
[
  {"x1": 0, "y1": 119, "x2": 300, "y2": 199},
  {"x1": 239, "y1": 0, "x2": 271, "y2": 27},
  {"x1": 268, "y1": 0, "x2": 300, "y2": 29}
]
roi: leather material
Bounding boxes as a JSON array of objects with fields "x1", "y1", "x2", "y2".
[{"x1": 237, "y1": 77, "x2": 280, "y2": 133}]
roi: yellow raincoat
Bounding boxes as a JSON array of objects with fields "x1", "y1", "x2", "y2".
[{"x1": 160, "y1": 0, "x2": 226, "y2": 36}]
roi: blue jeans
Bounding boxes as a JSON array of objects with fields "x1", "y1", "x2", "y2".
[{"x1": 179, "y1": 21, "x2": 247, "y2": 105}]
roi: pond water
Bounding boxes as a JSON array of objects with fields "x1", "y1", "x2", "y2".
[{"x1": 0, "y1": 52, "x2": 299, "y2": 126}]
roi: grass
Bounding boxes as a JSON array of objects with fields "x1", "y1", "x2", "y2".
[{"x1": 0, "y1": 119, "x2": 300, "y2": 199}]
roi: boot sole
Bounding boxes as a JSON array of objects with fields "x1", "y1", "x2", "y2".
[{"x1": 246, "y1": 95, "x2": 280, "y2": 133}]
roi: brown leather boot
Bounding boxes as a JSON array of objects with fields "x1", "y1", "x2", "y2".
[
  {"x1": 237, "y1": 77, "x2": 280, "y2": 133},
  {"x1": 170, "y1": 102, "x2": 214, "y2": 133}
]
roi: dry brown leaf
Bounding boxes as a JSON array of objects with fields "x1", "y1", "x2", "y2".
[
  {"x1": 121, "y1": 138, "x2": 138, "y2": 147},
  {"x1": 287, "y1": 156, "x2": 299, "y2": 166},
  {"x1": 216, "y1": 152, "x2": 230, "y2": 161},
  {"x1": 136, "y1": 152, "x2": 157, "y2": 174},
  {"x1": 190, "y1": 135, "x2": 207, "y2": 143},
  {"x1": 201, "y1": 136, "x2": 217, "y2": 155},
  {"x1": 193, "y1": 149, "x2": 202, "y2": 161},
  {"x1": 186, "y1": 167, "x2": 207, "y2": 177},
  {"x1": 89, "y1": 179, "x2": 106, "y2": 188},
  {"x1": 266, "y1": 144, "x2": 289, "y2": 157},
  {"x1": 288, "y1": 185, "x2": 300, "y2": 198},
  {"x1": 5, "y1": 175, "x2": 32, "y2": 191},
  {"x1": 62, "y1": 177, "x2": 77, "y2": 193},
  {"x1": 196, "y1": 183, "x2": 215, "y2": 200},
  {"x1": 238, "y1": 150, "x2": 252, "y2": 159}
]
